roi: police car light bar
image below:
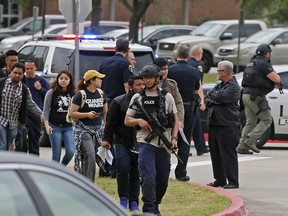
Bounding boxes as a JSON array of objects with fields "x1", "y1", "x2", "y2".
[{"x1": 38, "y1": 34, "x2": 115, "y2": 41}]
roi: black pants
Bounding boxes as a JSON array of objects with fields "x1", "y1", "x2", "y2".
[
  {"x1": 175, "y1": 104, "x2": 197, "y2": 179},
  {"x1": 208, "y1": 125, "x2": 239, "y2": 185},
  {"x1": 192, "y1": 108, "x2": 207, "y2": 153},
  {"x1": 15, "y1": 113, "x2": 41, "y2": 155}
]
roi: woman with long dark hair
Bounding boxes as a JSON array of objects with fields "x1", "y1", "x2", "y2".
[
  {"x1": 43, "y1": 69, "x2": 76, "y2": 165},
  {"x1": 69, "y1": 70, "x2": 108, "y2": 182}
]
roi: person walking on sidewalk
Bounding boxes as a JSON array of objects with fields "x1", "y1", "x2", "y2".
[
  {"x1": 205, "y1": 61, "x2": 241, "y2": 189},
  {"x1": 236, "y1": 43, "x2": 281, "y2": 154},
  {"x1": 69, "y1": 70, "x2": 108, "y2": 182},
  {"x1": 43, "y1": 70, "x2": 76, "y2": 165},
  {"x1": 101, "y1": 75, "x2": 144, "y2": 213}
]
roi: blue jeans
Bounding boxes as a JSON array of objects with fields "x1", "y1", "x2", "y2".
[
  {"x1": 0, "y1": 123, "x2": 18, "y2": 151},
  {"x1": 114, "y1": 144, "x2": 140, "y2": 205},
  {"x1": 49, "y1": 124, "x2": 75, "y2": 165},
  {"x1": 138, "y1": 143, "x2": 171, "y2": 214}
]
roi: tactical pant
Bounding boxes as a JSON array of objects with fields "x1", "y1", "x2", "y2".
[
  {"x1": 237, "y1": 94, "x2": 272, "y2": 151},
  {"x1": 138, "y1": 143, "x2": 170, "y2": 214}
]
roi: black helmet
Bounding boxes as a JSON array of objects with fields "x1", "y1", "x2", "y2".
[
  {"x1": 140, "y1": 64, "x2": 162, "y2": 77},
  {"x1": 256, "y1": 43, "x2": 272, "y2": 56}
]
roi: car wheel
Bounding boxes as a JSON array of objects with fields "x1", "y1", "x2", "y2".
[{"x1": 200, "y1": 52, "x2": 212, "y2": 73}]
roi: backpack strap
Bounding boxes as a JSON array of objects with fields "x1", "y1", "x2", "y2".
[{"x1": 79, "y1": 90, "x2": 87, "y2": 108}]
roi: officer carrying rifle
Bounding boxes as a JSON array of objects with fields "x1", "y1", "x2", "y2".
[
  {"x1": 237, "y1": 43, "x2": 281, "y2": 154},
  {"x1": 125, "y1": 64, "x2": 179, "y2": 216}
]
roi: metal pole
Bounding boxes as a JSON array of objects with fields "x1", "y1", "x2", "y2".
[
  {"x1": 236, "y1": 0, "x2": 245, "y2": 74},
  {"x1": 74, "y1": 0, "x2": 80, "y2": 82},
  {"x1": 41, "y1": 0, "x2": 46, "y2": 35}
]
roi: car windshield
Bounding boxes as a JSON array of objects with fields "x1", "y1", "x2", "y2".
[
  {"x1": 191, "y1": 23, "x2": 225, "y2": 37},
  {"x1": 9, "y1": 17, "x2": 32, "y2": 29},
  {"x1": 51, "y1": 48, "x2": 154, "y2": 80},
  {"x1": 245, "y1": 30, "x2": 281, "y2": 43}
]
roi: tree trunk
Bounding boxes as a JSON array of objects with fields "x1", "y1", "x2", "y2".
[{"x1": 90, "y1": 0, "x2": 102, "y2": 34}]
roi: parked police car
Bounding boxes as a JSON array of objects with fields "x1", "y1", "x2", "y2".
[
  {"x1": 202, "y1": 65, "x2": 288, "y2": 148},
  {"x1": 17, "y1": 35, "x2": 155, "y2": 147},
  {"x1": 17, "y1": 34, "x2": 155, "y2": 83}
]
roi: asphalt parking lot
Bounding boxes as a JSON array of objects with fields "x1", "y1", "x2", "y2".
[{"x1": 171, "y1": 142, "x2": 288, "y2": 216}]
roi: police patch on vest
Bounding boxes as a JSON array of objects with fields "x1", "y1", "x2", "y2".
[{"x1": 129, "y1": 65, "x2": 133, "y2": 72}]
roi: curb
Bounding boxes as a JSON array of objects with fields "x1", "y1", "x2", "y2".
[{"x1": 191, "y1": 183, "x2": 249, "y2": 216}]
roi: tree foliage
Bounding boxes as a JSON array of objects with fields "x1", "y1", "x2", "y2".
[
  {"x1": 121, "y1": 0, "x2": 154, "y2": 43},
  {"x1": 238, "y1": 0, "x2": 288, "y2": 26}
]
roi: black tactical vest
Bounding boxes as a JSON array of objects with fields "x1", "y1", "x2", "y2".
[{"x1": 242, "y1": 59, "x2": 274, "y2": 95}]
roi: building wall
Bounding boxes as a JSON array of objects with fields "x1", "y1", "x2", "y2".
[
  {"x1": 42, "y1": 0, "x2": 240, "y2": 25},
  {"x1": 100, "y1": 0, "x2": 240, "y2": 25}
]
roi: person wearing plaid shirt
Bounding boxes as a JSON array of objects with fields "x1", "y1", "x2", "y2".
[{"x1": 0, "y1": 62, "x2": 42, "y2": 151}]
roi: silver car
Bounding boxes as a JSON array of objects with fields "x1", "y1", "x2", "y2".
[
  {"x1": 214, "y1": 28, "x2": 288, "y2": 72},
  {"x1": 0, "y1": 152, "x2": 129, "y2": 216}
]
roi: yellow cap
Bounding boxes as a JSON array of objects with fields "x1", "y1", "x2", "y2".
[{"x1": 83, "y1": 70, "x2": 105, "y2": 81}]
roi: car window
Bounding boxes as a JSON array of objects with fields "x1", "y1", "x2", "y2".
[
  {"x1": 224, "y1": 25, "x2": 239, "y2": 39},
  {"x1": 51, "y1": 47, "x2": 72, "y2": 73},
  {"x1": 279, "y1": 72, "x2": 288, "y2": 89},
  {"x1": 150, "y1": 29, "x2": 175, "y2": 41},
  {"x1": 66, "y1": 50, "x2": 154, "y2": 79},
  {"x1": 28, "y1": 171, "x2": 118, "y2": 216},
  {"x1": 18, "y1": 46, "x2": 33, "y2": 61},
  {"x1": 176, "y1": 29, "x2": 193, "y2": 35},
  {"x1": 50, "y1": 19, "x2": 66, "y2": 25},
  {"x1": 0, "y1": 171, "x2": 38, "y2": 216},
  {"x1": 275, "y1": 32, "x2": 288, "y2": 44},
  {"x1": 31, "y1": 46, "x2": 48, "y2": 71},
  {"x1": 24, "y1": 19, "x2": 42, "y2": 33},
  {"x1": 242, "y1": 24, "x2": 262, "y2": 37}
]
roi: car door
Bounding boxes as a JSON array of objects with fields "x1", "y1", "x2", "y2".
[
  {"x1": 267, "y1": 71, "x2": 288, "y2": 135},
  {"x1": 143, "y1": 29, "x2": 176, "y2": 50},
  {"x1": 270, "y1": 31, "x2": 288, "y2": 64}
]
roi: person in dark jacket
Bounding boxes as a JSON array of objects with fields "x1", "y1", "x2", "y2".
[
  {"x1": 101, "y1": 75, "x2": 144, "y2": 213},
  {"x1": 205, "y1": 60, "x2": 241, "y2": 189}
]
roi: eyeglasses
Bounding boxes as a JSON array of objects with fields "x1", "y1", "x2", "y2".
[{"x1": 217, "y1": 69, "x2": 225, "y2": 73}]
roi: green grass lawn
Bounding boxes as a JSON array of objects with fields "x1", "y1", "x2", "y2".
[
  {"x1": 96, "y1": 177, "x2": 231, "y2": 216},
  {"x1": 203, "y1": 73, "x2": 217, "y2": 83}
]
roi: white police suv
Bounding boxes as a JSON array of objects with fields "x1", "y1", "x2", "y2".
[{"x1": 17, "y1": 34, "x2": 155, "y2": 82}]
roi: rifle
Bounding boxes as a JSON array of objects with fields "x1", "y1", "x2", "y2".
[{"x1": 133, "y1": 99, "x2": 183, "y2": 163}]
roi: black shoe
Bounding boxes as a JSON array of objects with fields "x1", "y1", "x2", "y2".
[
  {"x1": 189, "y1": 152, "x2": 192, "y2": 157},
  {"x1": 223, "y1": 183, "x2": 239, "y2": 189},
  {"x1": 207, "y1": 181, "x2": 226, "y2": 187},
  {"x1": 197, "y1": 148, "x2": 210, "y2": 156},
  {"x1": 236, "y1": 148, "x2": 253, "y2": 154},
  {"x1": 176, "y1": 175, "x2": 190, "y2": 182}
]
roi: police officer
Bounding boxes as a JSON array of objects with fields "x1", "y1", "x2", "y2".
[
  {"x1": 168, "y1": 45, "x2": 200, "y2": 182},
  {"x1": 99, "y1": 37, "x2": 133, "y2": 177},
  {"x1": 188, "y1": 45, "x2": 209, "y2": 156},
  {"x1": 236, "y1": 44, "x2": 281, "y2": 154},
  {"x1": 99, "y1": 37, "x2": 133, "y2": 105},
  {"x1": 125, "y1": 64, "x2": 179, "y2": 216}
]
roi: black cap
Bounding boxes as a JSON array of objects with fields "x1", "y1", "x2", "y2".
[{"x1": 256, "y1": 43, "x2": 272, "y2": 56}]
